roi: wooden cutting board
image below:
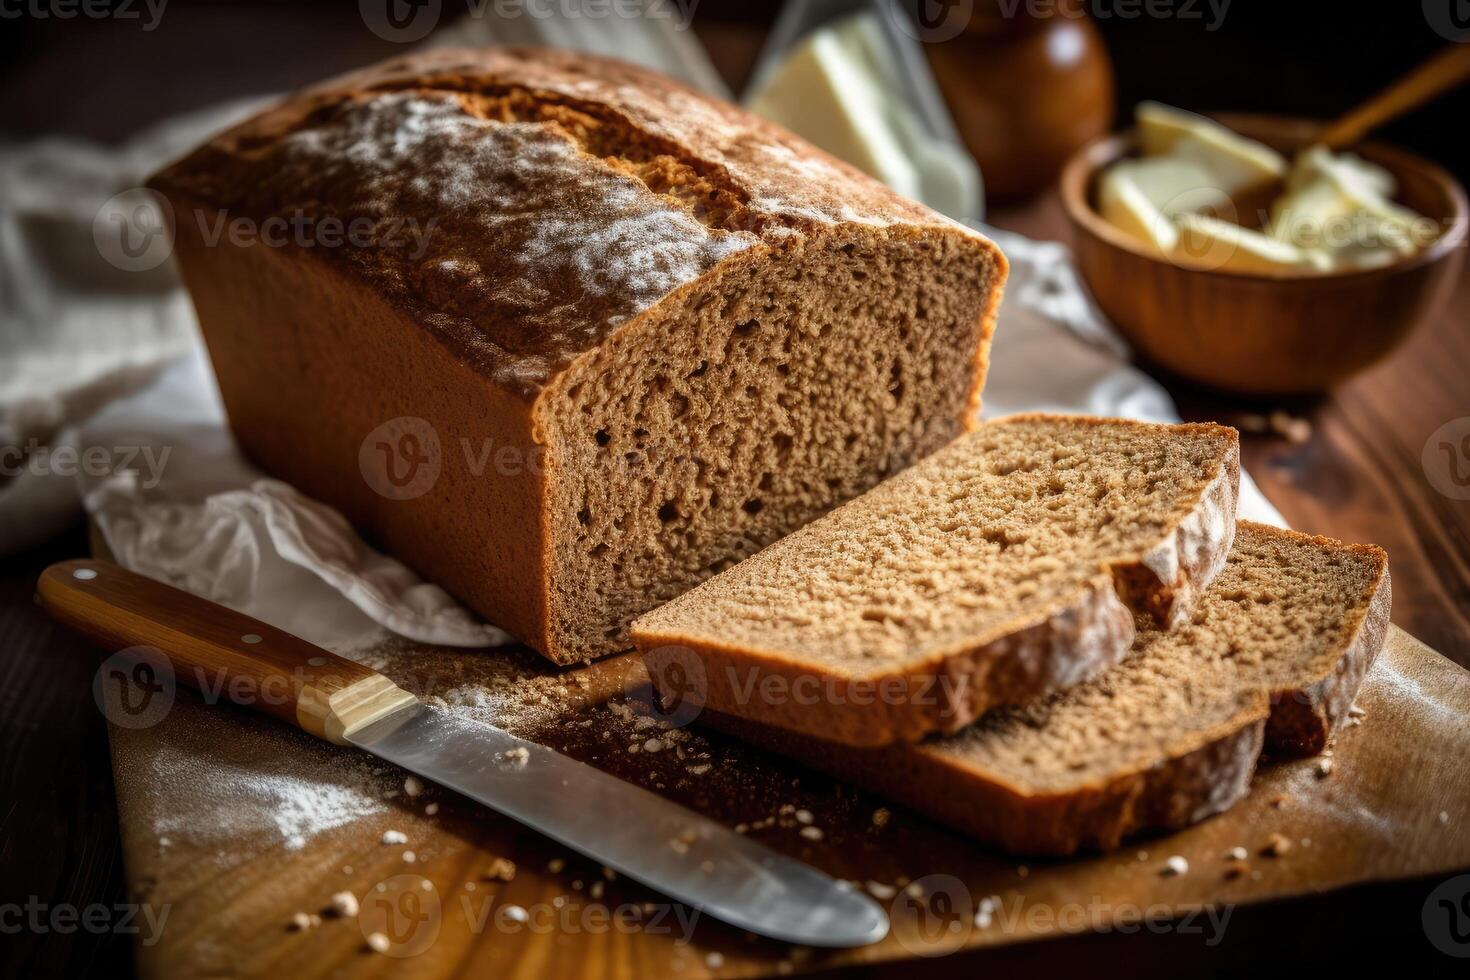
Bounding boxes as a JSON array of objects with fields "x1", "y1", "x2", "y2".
[{"x1": 102, "y1": 614, "x2": 1470, "y2": 978}]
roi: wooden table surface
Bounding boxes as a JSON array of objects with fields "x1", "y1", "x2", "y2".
[{"x1": 3, "y1": 11, "x2": 1468, "y2": 979}]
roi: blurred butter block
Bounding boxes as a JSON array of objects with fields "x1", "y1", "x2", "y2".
[
  {"x1": 1137, "y1": 101, "x2": 1287, "y2": 197},
  {"x1": 1098, "y1": 157, "x2": 1235, "y2": 255},
  {"x1": 1110, "y1": 157, "x2": 1229, "y2": 215},
  {"x1": 1295, "y1": 146, "x2": 1396, "y2": 198},
  {"x1": 747, "y1": 15, "x2": 921, "y2": 201},
  {"x1": 1176, "y1": 213, "x2": 1331, "y2": 275},
  {"x1": 1097, "y1": 164, "x2": 1179, "y2": 252},
  {"x1": 1270, "y1": 145, "x2": 1425, "y2": 266},
  {"x1": 745, "y1": 10, "x2": 980, "y2": 219}
]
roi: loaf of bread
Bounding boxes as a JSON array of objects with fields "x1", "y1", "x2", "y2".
[
  {"x1": 148, "y1": 48, "x2": 1007, "y2": 664},
  {"x1": 633, "y1": 415, "x2": 1240, "y2": 746},
  {"x1": 707, "y1": 522, "x2": 1391, "y2": 854}
]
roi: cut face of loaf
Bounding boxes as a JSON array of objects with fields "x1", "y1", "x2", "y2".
[
  {"x1": 540, "y1": 230, "x2": 1000, "y2": 662},
  {"x1": 633, "y1": 415, "x2": 1241, "y2": 746},
  {"x1": 147, "y1": 48, "x2": 1007, "y2": 664},
  {"x1": 707, "y1": 522, "x2": 1391, "y2": 855}
]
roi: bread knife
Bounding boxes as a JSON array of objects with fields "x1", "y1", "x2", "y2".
[{"x1": 38, "y1": 559, "x2": 888, "y2": 948}]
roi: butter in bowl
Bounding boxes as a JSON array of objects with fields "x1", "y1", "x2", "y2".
[
  {"x1": 1095, "y1": 103, "x2": 1439, "y2": 275},
  {"x1": 1062, "y1": 107, "x2": 1467, "y2": 396}
]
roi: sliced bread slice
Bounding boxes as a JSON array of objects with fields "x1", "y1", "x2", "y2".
[
  {"x1": 706, "y1": 522, "x2": 1392, "y2": 855},
  {"x1": 632, "y1": 414, "x2": 1240, "y2": 746}
]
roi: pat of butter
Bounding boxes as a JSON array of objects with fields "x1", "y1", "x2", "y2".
[
  {"x1": 1270, "y1": 145, "x2": 1423, "y2": 262},
  {"x1": 1109, "y1": 157, "x2": 1230, "y2": 216},
  {"x1": 1098, "y1": 158, "x2": 1234, "y2": 253},
  {"x1": 1175, "y1": 213, "x2": 1332, "y2": 275},
  {"x1": 1137, "y1": 101, "x2": 1287, "y2": 197},
  {"x1": 1097, "y1": 164, "x2": 1179, "y2": 252},
  {"x1": 1290, "y1": 145, "x2": 1396, "y2": 198},
  {"x1": 747, "y1": 17, "x2": 922, "y2": 203}
]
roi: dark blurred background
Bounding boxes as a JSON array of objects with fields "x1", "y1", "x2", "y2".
[{"x1": 3, "y1": 0, "x2": 1468, "y2": 188}]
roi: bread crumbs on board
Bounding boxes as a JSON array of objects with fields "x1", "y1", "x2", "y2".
[{"x1": 1262, "y1": 833, "x2": 1293, "y2": 857}]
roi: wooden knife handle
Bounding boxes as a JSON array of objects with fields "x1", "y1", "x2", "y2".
[{"x1": 38, "y1": 559, "x2": 418, "y2": 744}]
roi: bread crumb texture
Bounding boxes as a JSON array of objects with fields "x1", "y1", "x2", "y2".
[{"x1": 637, "y1": 415, "x2": 1237, "y2": 674}]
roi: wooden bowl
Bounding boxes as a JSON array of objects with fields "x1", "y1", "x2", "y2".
[{"x1": 1060, "y1": 114, "x2": 1467, "y2": 396}]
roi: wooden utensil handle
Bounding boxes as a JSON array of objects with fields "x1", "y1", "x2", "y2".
[
  {"x1": 1319, "y1": 45, "x2": 1470, "y2": 150},
  {"x1": 38, "y1": 560, "x2": 417, "y2": 744}
]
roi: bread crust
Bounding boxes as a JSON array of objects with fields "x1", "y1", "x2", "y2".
[
  {"x1": 704, "y1": 704, "x2": 1266, "y2": 856},
  {"x1": 1122, "y1": 438, "x2": 1240, "y2": 625},
  {"x1": 634, "y1": 418, "x2": 1241, "y2": 746},
  {"x1": 642, "y1": 572, "x2": 1139, "y2": 746},
  {"x1": 1264, "y1": 536, "x2": 1392, "y2": 755},
  {"x1": 162, "y1": 206, "x2": 557, "y2": 649},
  {"x1": 150, "y1": 46, "x2": 1003, "y2": 404}
]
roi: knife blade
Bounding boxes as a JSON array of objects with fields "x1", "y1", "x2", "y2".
[{"x1": 38, "y1": 559, "x2": 889, "y2": 948}]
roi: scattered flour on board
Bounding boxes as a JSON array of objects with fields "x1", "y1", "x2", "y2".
[
  {"x1": 1368, "y1": 659, "x2": 1461, "y2": 723},
  {"x1": 148, "y1": 741, "x2": 392, "y2": 851}
]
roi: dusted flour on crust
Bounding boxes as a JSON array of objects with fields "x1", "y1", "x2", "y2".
[{"x1": 151, "y1": 46, "x2": 980, "y2": 400}]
